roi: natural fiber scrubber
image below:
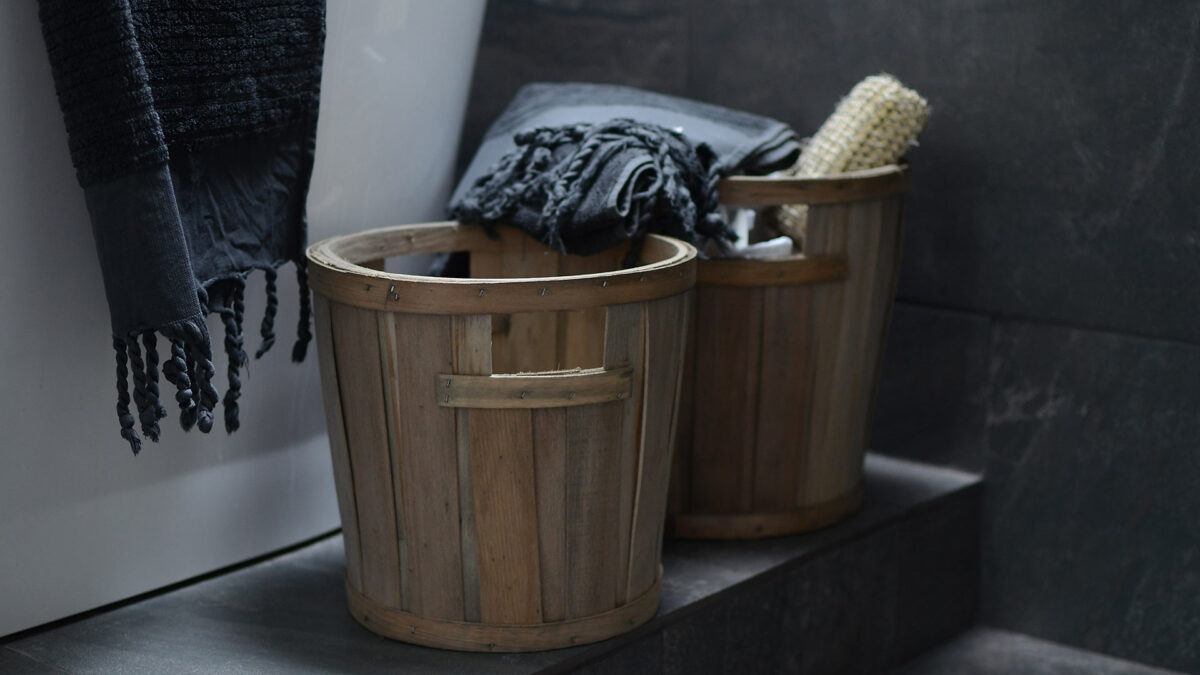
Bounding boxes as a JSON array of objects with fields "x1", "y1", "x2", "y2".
[{"x1": 777, "y1": 74, "x2": 929, "y2": 242}]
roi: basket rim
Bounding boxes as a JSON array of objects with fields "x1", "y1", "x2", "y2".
[
  {"x1": 717, "y1": 163, "x2": 908, "y2": 207},
  {"x1": 306, "y1": 222, "x2": 697, "y2": 314}
]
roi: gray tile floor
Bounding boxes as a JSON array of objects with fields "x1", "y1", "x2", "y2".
[
  {"x1": 1, "y1": 455, "x2": 977, "y2": 674},
  {"x1": 893, "y1": 628, "x2": 1185, "y2": 675}
]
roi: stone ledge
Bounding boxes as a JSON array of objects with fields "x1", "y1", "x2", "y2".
[{"x1": 4, "y1": 454, "x2": 980, "y2": 674}]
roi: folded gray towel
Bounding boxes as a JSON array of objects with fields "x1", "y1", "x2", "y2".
[{"x1": 450, "y1": 83, "x2": 800, "y2": 256}]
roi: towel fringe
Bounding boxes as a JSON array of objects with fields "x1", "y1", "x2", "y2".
[
  {"x1": 162, "y1": 336, "x2": 197, "y2": 430},
  {"x1": 113, "y1": 337, "x2": 142, "y2": 454},
  {"x1": 110, "y1": 262, "x2": 311, "y2": 453},
  {"x1": 141, "y1": 332, "x2": 169, "y2": 424},
  {"x1": 221, "y1": 279, "x2": 248, "y2": 433},
  {"x1": 255, "y1": 267, "x2": 278, "y2": 359},
  {"x1": 125, "y1": 334, "x2": 161, "y2": 443},
  {"x1": 292, "y1": 262, "x2": 312, "y2": 363}
]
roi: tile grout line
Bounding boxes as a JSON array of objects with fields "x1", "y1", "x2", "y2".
[{"x1": 893, "y1": 297, "x2": 1200, "y2": 350}]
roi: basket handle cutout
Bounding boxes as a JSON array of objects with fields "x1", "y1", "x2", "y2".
[{"x1": 436, "y1": 367, "x2": 635, "y2": 409}]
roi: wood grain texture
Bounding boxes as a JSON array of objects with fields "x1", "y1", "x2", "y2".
[
  {"x1": 320, "y1": 220, "x2": 498, "y2": 264},
  {"x1": 813, "y1": 201, "x2": 876, "y2": 504},
  {"x1": 603, "y1": 302, "x2": 646, "y2": 604},
  {"x1": 717, "y1": 164, "x2": 908, "y2": 206},
  {"x1": 839, "y1": 199, "x2": 887, "y2": 495},
  {"x1": 309, "y1": 220, "x2": 695, "y2": 647},
  {"x1": 345, "y1": 572, "x2": 661, "y2": 652},
  {"x1": 668, "y1": 291, "x2": 698, "y2": 517},
  {"x1": 532, "y1": 407, "x2": 568, "y2": 623},
  {"x1": 797, "y1": 203, "x2": 850, "y2": 507},
  {"x1": 308, "y1": 225, "x2": 696, "y2": 315},
  {"x1": 493, "y1": 236, "x2": 560, "y2": 372},
  {"x1": 564, "y1": 401, "x2": 624, "y2": 618},
  {"x1": 696, "y1": 254, "x2": 846, "y2": 288},
  {"x1": 667, "y1": 170, "x2": 905, "y2": 539},
  {"x1": 688, "y1": 286, "x2": 764, "y2": 513},
  {"x1": 383, "y1": 312, "x2": 464, "y2": 619},
  {"x1": 627, "y1": 292, "x2": 689, "y2": 598},
  {"x1": 555, "y1": 249, "x2": 625, "y2": 369},
  {"x1": 377, "y1": 311, "x2": 410, "y2": 611},
  {"x1": 330, "y1": 302, "x2": 401, "y2": 607},
  {"x1": 436, "y1": 368, "x2": 633, "y2": 409},
  {"x1": 312, "y1": 295, "x2": 363, "y2": 592},
  {"x1": 469, "y1": 408, "x2": 543, "y2": 624},
  {"x1": 452, "y1": 314, "x2": 492, "y2": 622},
  {"x1": 666, "y1": 483, "x2": 863, "y2": 540},
  {"x1": 752, "y1": 285, "x2": 811, "y2": 510}
]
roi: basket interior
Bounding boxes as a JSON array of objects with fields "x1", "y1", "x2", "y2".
[{"x1": 327, "y1": 223, "x2": 681, "y2": 372}]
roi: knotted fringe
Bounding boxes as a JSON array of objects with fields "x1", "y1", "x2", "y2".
[
  {"x1": 113, "y1": 337, "x2": 141, "y2": 454},
  {"x1": 293, "y1": 261, "x2": 312, "y2": 363},
  {"x1": 221, "y1": 279, "x2": 248, "y2": 433},
  {"x1": 454, "y1": 119, "x2": 734, "y2": 256},
  {"x1": 124, "y1": 333, "x2": 167, "y2": 443},
  {"x1": 162, "y1": 336, "x2": 197, "y2": 430},
  {"x1": 142, "y1": 332, "x2": 168, "y2": 423},
  {"x1": 256, "y1": 267, "x2": 278, "y2": 359},
  {"x1": 110, "y1": 262, "x2": 313, "y2": 454}
]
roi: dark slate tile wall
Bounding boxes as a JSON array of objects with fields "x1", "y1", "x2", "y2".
[
  {"x1": 457, "y1": 0, "x2": 689, "y2": 171},
  {"x1": 460, "y1": 0, "x2": 1200, "y2": 669},
  {"x1": 871, "y1": 304, "x2": 992, "y2": 472},
  {"x1": 981, "y1": 322, "x2": 1200, "y2": 671}
]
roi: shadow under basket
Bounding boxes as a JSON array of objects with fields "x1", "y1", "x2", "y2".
[
  {"x1": 306, "y1": 222, "x2": 696, "y2": 652},
  {"x1": 667, "y1": 165, "x2": 909, "y2": 540}
]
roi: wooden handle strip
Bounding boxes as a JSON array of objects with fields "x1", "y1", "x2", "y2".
[
  {"x1": 437, "y1": 367, "x2": 635, "y2": 409},
  {"x1": 697, "y1": 254, "x2": 847, "y2": 288},
  {"x1": 717, "y1": 165, "x2": 908, "y2": 206}
]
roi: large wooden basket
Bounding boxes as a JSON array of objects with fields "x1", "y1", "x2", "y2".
[
  {"x1": 666, "y1": 165, "x2": 908, "y2": 539},
  {"x1": 306, "y1": 223, "x2": 696, "y2": 651}
]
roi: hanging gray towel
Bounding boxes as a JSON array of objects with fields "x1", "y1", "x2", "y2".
[
  {"x1": 38, "y1": 0, "x2": 326, "y2": 453},
  {"x1": 450, "y1": 83, "x2": 800, "y2": 255}
]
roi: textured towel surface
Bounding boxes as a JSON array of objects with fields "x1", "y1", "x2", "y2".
[
  {"x1": 450, "y1": 83, "x2": 800, "y2": 256},
  {"x1": 38, "y1": 0, "x2": 326, "y2": 453}
]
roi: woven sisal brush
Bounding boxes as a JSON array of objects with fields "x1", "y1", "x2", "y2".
[{"x1": 775, "y1": 74, "x2": 929, "y2": 246}]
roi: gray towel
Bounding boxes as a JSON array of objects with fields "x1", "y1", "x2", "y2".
[
  {"x1": 38, "y1": 0, "x2": 325, "y2": 453},
  {"x1": 450, "y1": 83, "x2": 800, "y2": 255}
]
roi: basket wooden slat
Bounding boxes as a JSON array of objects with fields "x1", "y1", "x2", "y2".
[
  {"x1": 308, "y1": 223, "x2": 695, "y2": 651},
  {"x1": 667, "y1": 165, "x2": 907, "y2": 539}
]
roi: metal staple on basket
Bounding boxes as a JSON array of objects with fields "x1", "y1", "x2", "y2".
[{"x1": 777, "y1": 74, "x2": 930, "y2": 244}]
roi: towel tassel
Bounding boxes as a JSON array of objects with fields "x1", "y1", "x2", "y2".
[
  {"x1": 292, "y1": 262, "x2": 312, "y2": 363},
  {"x1": 113, "y1": 338, "x2": 142, "y2": 454},
  {"x1": 221, "y1": 280, "x2": 248, "y2": 433},
  {"x1": 125, "y1": 335, "x2": 162, "y2": 443},
  {"x1": 256, "y1": 267, "x2": 279, "y2": 359},
  {"x1": 162, "y1": 335, "x2": 197, "y2": 430}
]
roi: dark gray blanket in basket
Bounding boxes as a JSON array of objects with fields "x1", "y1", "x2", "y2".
[{"x1": 450, "y1": 83, "x2": 801, "y2": 255}]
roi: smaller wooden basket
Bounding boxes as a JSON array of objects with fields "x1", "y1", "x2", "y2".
[
  {"x1": 666, "y1": 165, "x2": 908, "y2": 539},
  {"x1": 307, "y1": 223, "x2": 695, "y2": 651}
]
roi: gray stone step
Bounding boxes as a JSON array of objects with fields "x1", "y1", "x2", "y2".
[
  {"x1": 893, "y1": 627, "x2": 1184, "y2": 675},
  {"x1": 2, "y1": 454, "x2": 980, "y2": 674}
]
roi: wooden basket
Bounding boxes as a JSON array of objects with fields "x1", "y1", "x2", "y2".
[
  {"x1": 306, "y1": 222, "x2": 696, "y2": 652},
  {"x1": 666, "y1": 165, "x2": 909, "y2": 539}
]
